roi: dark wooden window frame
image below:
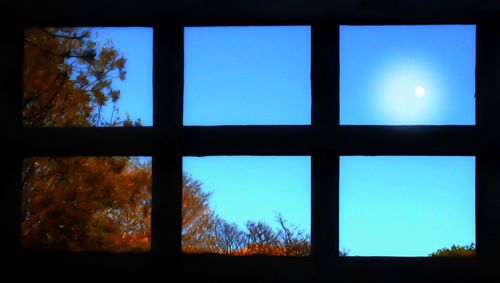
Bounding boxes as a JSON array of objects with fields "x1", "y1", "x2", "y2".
[{"x1": 2, "y1": 2, "x2": 500, "y2": 281}]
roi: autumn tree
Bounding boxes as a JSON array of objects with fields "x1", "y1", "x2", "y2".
[
  {"x1": 181, "y1": 173, "x2": 217, "y2": 253},
  {"x1": 209, "y1": 217, "x2": 246, "y2": 255},
  {"x1": 21, "y1": 27, "x2": 148, "y2": 252},
  {"x1": 23, "y1": 27, "x2": 136, "y2": 127},
  {"x1": 274, "y1": 213, "x2": 310, "y2": 256},
  {"x1": 21, "y1": 157, "x2": 151, "y2": 252},
  {"x1": 244, "y1": 221, "x2": 281, "y2": 255},
  {"x1": 181, "y1": 174, "x2": 311, "y2": 256}
]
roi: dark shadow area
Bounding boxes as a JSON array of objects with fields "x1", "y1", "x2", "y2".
[{"x1": 3, "y1": 0, "x2": 500, "y2": 282}]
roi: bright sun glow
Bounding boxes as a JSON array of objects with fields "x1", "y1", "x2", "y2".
[{"x1": 415, "y1": 86, "x2": 426, "y2": 97}]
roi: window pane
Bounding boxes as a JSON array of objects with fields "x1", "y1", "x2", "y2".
[
  {"x1": 340, "y1": 25, "x2": 475, "y2": 125},
  {"x1": 21, "y1": 156, "x2": 152, "y2": 252},
  {"x1": 182, "y1": 156, "x2": 311, "y2": 255},
  {"x1": 339, "y1": 156, "x2": 475, "y2": 257},
  {"x1": 184, "y1": 26, "x2": 311, "y2": 125},
  {"x1": 23, "y1": 27, "x2": 152, "y2": 127}
]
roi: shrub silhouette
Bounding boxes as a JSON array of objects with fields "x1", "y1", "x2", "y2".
[{"x1": 429, "y1": 243, "x2": 475, "y2": 257}]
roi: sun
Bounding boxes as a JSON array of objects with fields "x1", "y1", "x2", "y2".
[{"x1": 415, "y1": 86, "x2": 426, "y2": 97}]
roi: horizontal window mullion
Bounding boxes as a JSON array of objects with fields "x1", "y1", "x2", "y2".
[
  {"x1": 15, "y1": 128, "x2": 173, "y2": 156},
  {"x1": 181, "y1": 126, "x2": 483, "y2": 156},
  {"x1": 181, "y1": 126, "x2": 314, "y2": 155},
  {"x1": 336, "y1": 126, "x2": 482, "y2": 156}
]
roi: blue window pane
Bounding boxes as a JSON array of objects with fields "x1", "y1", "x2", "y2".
[
  {"x1": 184, "y1": 26, "x2": 311, "y2": 125},
  {"x1": 23, "y1": 27, "x2": 153, "y2": 127},
  {"x1": 182, "y1": 156, "x2": 311, "y2": 255},
  {"x1": 340, "y1": 25, "x2": 475, "y2": 125},
  {"x1": 339, "y1": 156, "x2": 475, "y2": 257}
]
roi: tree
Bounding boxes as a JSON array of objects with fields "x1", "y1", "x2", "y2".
[
  {"x1": 21, "y1": 27, "x2": 149, "y2": 252},
  {"x1": 339, "y1": 249, "x2": 350, "y2": 256},
  {"x1": 181, "y1": 173, "x2": 217, "y2": 253},
  {"x1": 21, "y1": 157, "x2": 151, "y2": 252},
  {"x1": 210, "y1": 217, "x2": 246, "y2": 255},
  {"x1": 23, "y1": 27, "x2": 136, "y2": 127},
  {"x1": 429, "y1": 243, "x2": 476, "y2": 257},
  {"x1": 244, "y1": 221, "x2": 281, "y2": 255},
  {"x1": 23, "y1": 26, "x2": 310, "y2": 255},
  {"x1": 180, "y1": 175, "x2": 312, "y2": 256},
  {"x1": 275, "y1": 213, "x2": 311, "y2": 256}
]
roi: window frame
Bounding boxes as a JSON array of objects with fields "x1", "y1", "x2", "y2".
[{"x1": 3, "y1": 2, "x2": 500, "y2": 281}]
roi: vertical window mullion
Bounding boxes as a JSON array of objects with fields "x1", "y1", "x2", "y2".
[
  {"x1": 1, "y1": 27, "x2": 23, "y2": 260},
  {"x1": 311, "y1": 24, "x2": 339, "y2": 127},
  {"x1": 151, "y1": 25, "x2": 184, "y2": 262},
  {"x1": 311, "y1": 24, "x2": 340, "y2": 276},
  {"x1": 475, "y1": 22, "x2": 500, "y2": 259}
]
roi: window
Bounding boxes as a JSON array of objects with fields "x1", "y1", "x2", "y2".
[
  {"x1": 5, "y1": 2, "x2": 500, "y2": 281},
  {"x1": 184, "y1": 26, "x2": 311, "y2": 125},
  {"x1": 21, "y1": 156, "x2": 152, "y2": 252},
  {"x1": 23, "y1": 27, "x2": 152, "y2": 127},
  {"x1": 340, "y1": 156, "x2": 475, "y2": 257},
  {"x1": 182, "y1": 156, "x2": 310, "y2": 256},
  {"x1": 340, "y1": 25, "x2": 475, "y2": 125}
]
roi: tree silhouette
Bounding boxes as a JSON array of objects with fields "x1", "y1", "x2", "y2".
[
  {"x1": 275, "y1": 213, "x2": 310, "y2": 256},
  {"x1": 181, "y1": 174, "x2": 311, "y2": 256},
  {"x1": 429, "y1": 243, "x2": 475, "y2": 257},
  {"x1": 210, "y1": 218, "x2": 246, "y2": 254}
]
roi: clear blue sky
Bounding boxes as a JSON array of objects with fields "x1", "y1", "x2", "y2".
[
  {"x1": 340, "y1": 156, "x2": 475, "y2": 256},
  {"x1": 100, "y1": 26, "x2": 476, "y2": 256},
  {"x1": 340, "y1": 25, "x2": 475, "y2": 125},
  {"x1": 183, "y1": 26, "x2": 311, "y2": 125},
  {"x1": 183, "y1": 156, "x2": 311, "y2": 233},
  {"x1": 93, "y1": 27, "x2": 153, "y2": 126}
]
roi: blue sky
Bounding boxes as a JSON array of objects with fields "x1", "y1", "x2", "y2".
[
  {"x1": 340, "y1": 25, "x2": 475, "y2": 125},
  {"x1": 93, "y1": 25, "x2": 475, "y2": 127},
  {"x1": 340, "y1": 156, "x2": 475, "y2": 256},
  {"x1": 99, "y1": 26, "x2": 476, "y2": 256},
  {"x1": 183, "y1": 156, "x2": 311, "y2": 232},
  {"x1": 183, "y1": 26, "x2": 311, "y2": 125},
  {"x1": 93, "y1": 27, "x2": 153, "y2": 126}
]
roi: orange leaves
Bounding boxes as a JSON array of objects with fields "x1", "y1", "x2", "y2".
[
  {"x1": 21, "y1": 157, "x2": 152, "y2": 252},
  {"x1": 113, "y1": 57, "x2": 126, "y2": 69},
  {"x1": 23, "y1": 27, "x2": 131, "y2": 127},
  {"x1": 110, "y1": 90, "x2": 121, "y2": 103},
  {"x1": 94, "y1": 90, "x2": 107, "y2": 106}
]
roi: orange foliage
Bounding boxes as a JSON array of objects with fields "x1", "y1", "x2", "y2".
[
  {"x1": 21, "y1": 27, "x2": 147, "y2": 252},
  {"x1": 23, "y1": 27, "x2": 133, "y2": 127},
  {"x1": 21, "y1": 157, "x2": 152, "y2": 252}
]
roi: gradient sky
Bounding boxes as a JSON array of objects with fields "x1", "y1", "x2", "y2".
[
  {"x1": 101, "y1": 26, "x2": 476, "y2": 256},
  {"x1": 183, "y1": 26, "x2": 311, "y2": 125},
  {"x1": 340, "y1": 25, "x2": 475, "y2": 125},
  {"x1": 183, "y1": 156, "x2": 311, "y2": 232}
]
